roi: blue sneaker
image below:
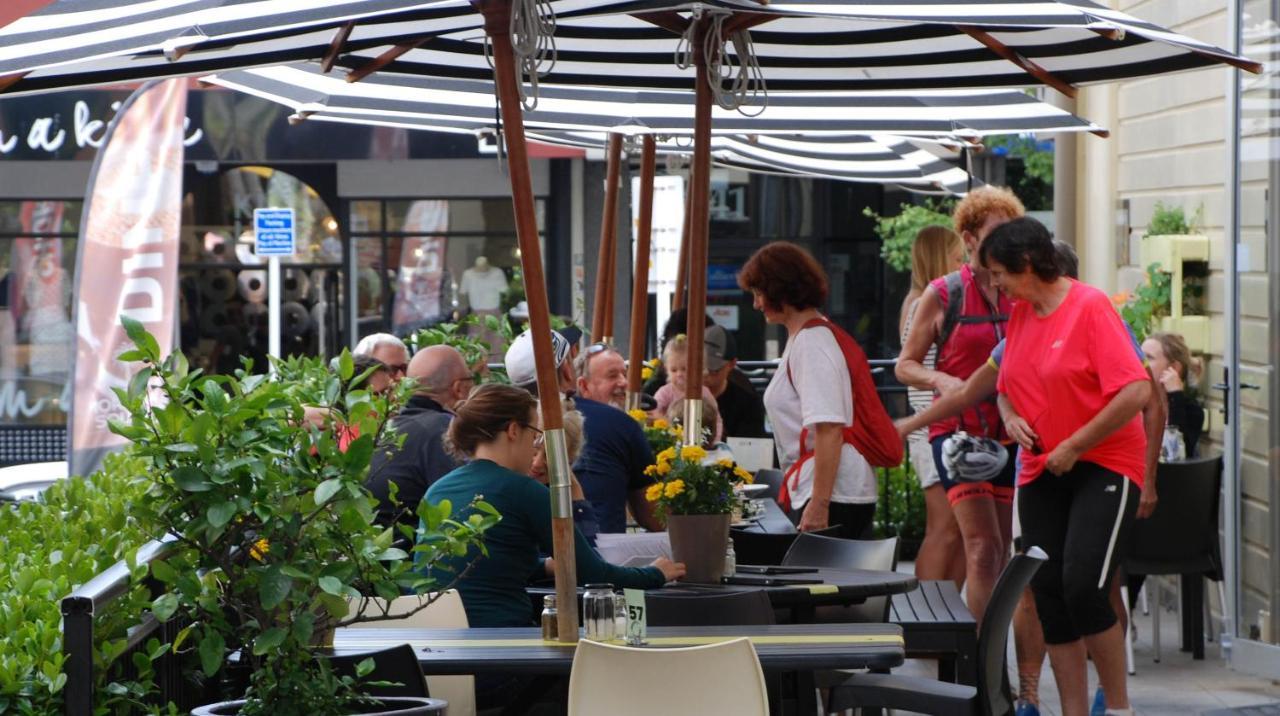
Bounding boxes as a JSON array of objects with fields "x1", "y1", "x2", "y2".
[
  {"x1": 1015, "y1": 701, "x2": 1041, "y2": 716},
  {"x1": 1090, "y1": 686, "x2": 1106, "y2": 716}
]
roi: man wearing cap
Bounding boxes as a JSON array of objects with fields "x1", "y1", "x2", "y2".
[
  {"x1": 704, "y1": 324, "x2": 769, "y2": 438},
  {"x1": 366, "y1": 345, "x2": 473, "y2": 532},
  {"x1": 572, "y1": 344, "x2": 663, "y2": 533},
  {"x1": 504, "y1": 328, "x2": 576, "y2": 395}
]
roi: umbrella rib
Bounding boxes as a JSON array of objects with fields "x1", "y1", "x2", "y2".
[
  {"x1": 722, "y1": 12, "x2": 781, "y2": 35},
  {"x1": 0, "y1": 71, "x2": 28, "y2": 92},
  {"x1": 322, "y1": 21, "x2": 355, "y2": 74},
  {"x1": 956, "y1": 24, "x2": 1077, "y2": 99},
  {"x1": 346, "y1": 38, "x2": 429, "y2": 84},
  {"x1": 631, "y1": 10, "x2": 691, "y2": 36}
]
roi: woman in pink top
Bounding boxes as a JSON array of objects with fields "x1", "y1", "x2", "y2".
[{"x1": 984, "y1": 217, "x2": 1150, "y2": 716}]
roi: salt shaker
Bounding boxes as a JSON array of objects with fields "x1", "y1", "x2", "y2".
[{"x1": 540, "y1": 594, "x2": 558, "y2": 640}]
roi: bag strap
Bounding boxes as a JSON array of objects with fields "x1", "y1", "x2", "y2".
[{"x1": 936, "y1": 270, "x2": 965, "y2": 351}]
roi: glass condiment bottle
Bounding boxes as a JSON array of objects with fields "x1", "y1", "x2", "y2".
[
  {"x1": 583, "y1": 583, "x2": 617, "y2": 641},
  {"x1": 724, "y1": 542, "x2": 737, "y2": 579},
  {"x1": 540, "y1": 594, "x2": 558, "y2": 640}
]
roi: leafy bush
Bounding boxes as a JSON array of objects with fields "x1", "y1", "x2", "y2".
[
  {"x1": 864, "y1": 201, "x2": 955, "y2": 273},
  {"x1": 1113, "y1": 263, "x2": 1172, "y2": 343},
  {"x1": 874, "y1": 459, "x2": 925, "y2": 553},
  {"x1": 0, "y1": 452, "x2": 163, "y2": 715},
  {"x1": 1145, "y1": 201, "x2": 1202, "y2": 237}
]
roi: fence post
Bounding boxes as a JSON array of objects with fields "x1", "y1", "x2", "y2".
[{"x1": 61, "y1": 595, "x2": 94, "y2": 716}]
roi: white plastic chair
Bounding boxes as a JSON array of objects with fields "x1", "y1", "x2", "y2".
[
  {"x1": 350, "y1": 592, "x2": 475, "y2": 716},
  {"x1": 567, "y1": 637, "x2": 769, "y2": 716}
]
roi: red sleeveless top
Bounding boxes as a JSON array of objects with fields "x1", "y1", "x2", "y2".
[{"x1": 927, "y1": 264, "x2": 1012, "y2": 441}]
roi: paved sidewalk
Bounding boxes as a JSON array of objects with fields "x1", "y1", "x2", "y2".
[{"x1": 890, "y1": 568, "x2": 1280, "y2": 714}]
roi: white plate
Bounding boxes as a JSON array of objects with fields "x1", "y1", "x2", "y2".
[{"x1": 735, "y1": 483, "x2": 770, "y2": 496}]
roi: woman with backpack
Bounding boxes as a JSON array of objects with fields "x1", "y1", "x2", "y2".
[
  {"x1": 896, "y1": 186, "x2": 1024, "y2": 625},
  {"x1": 738, "y1": 242, "x2": 900, "y2": 538}
]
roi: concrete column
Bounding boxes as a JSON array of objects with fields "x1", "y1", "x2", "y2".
[{"x1": 1076, "y1": 82, "x2": 1119, "y2": 293}]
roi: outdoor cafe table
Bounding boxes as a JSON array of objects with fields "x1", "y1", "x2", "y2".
[
  {"x1": 529, "y1": 567, "x2": 918, "y2": 623},
  {"x1": 331, "y1": 623, "x2": 905, "y2": 675},
  {"x1": 738, "y1": 497, "x2": 798, "y2": 535}
]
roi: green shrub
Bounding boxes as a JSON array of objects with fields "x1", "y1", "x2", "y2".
[
  {"x1": 874, "y1": 459, "x2": 925, "y2": 554},
  {"x1": 864, "y1": 201, "x2": 955, "y2": 273},
  {"x1": 0, "y1": 452, "x2": 163, "y2": 715}
]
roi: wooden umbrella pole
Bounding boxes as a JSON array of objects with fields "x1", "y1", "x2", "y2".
[
  {"x1": 672, "y1": 179, "x2": 692, "y2": 311},
  {"x1": 682, "y1": 21, "x2": 712, "y2": 445},
  {"x1": 626, "y1": 135, "x2": 657, "y2": 411},
  {"x1": 478, "y1": 0, "x2": 577, "y2": 643},
  {"x1": 591, "y1": 133, "x2": 623, "y2": 343}
]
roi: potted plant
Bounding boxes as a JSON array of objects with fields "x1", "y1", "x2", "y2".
[
  {"x1": 1129, "y1": 201, "x2": 1210, "y2": 350},
  {"x1": 109, "y1": 318, "x2": 498, "y2": 715},
  {"x1": 627, "y1": 409, "x2": 679, "y2": 457},
  {"x1": 643, "y1": 445, "x2": 754, "y2": 583}
]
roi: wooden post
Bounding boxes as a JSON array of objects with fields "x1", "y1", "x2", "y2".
[
  {"x1": 591, "y1": 133, "x2": 623, "y2": 343},
  {"x1": 672, "y1": 179, "x2": 692, "y2": 312},
  {"x1": 682, "y1": 21, "x2": 713, "y2": 444},
  {"x1": 478, "y1": 0, "x2": 577, "y2": 642},
  {"x1": 626, "y1": 136, "x2": 657, "y2": 410}
]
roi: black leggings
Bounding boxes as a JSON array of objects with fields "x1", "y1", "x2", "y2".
[
  {"x1": 1018, "y1": 462, "x2": 1137, "y2": 644},
  {"x1": 792, "y1": 501, "x2": 876, "y2": 540}
]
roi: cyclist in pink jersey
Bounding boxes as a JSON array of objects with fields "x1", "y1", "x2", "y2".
[{"x1": 896, "y1": 185, "x2": 1023, "y2": 625}]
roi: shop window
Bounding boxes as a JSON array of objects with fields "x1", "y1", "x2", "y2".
[
  {"x1": 0, "y1": 200, "x2": 80, "y2": 427},
  {"x1": 351, "y1": 198, "x2": 542, "y2": 340},
  {"x1": 179, "y1": 167, "x2": 343, "y2": 374}
]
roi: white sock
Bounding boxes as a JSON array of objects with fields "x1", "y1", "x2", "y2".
[{"x1": 1104, "y1": 709, "x2": 1134, "y2": 716}]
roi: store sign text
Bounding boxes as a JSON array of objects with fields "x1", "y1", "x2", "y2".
[{"x1": 0, "y1": 100, "x2": 203, "y2": 156}]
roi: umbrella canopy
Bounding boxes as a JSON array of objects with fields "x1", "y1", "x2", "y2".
[
  {"x1": 204, "y1": 62, "x2": 1106, "y2": 137},
  {"x1": 0, "y1": 0, "x2": 1257, "y2": 97}
]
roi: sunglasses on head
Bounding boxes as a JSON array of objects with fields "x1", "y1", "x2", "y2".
[{"x1": 585, "y1": 342, "x2": 610, "y2": 355}]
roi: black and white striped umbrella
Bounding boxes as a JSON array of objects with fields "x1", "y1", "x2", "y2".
[
  {"x1": 206, "y1": 62, "x2": 1106, "y2": 138},
  {"x1": 0, "y1": 0, "x2": 1258, "y2": 97}
]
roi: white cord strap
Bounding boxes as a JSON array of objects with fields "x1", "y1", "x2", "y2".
[
  {"x1": 484, "y1": 0, "x2": 557, "y2": 111},
  {"x1": 676, "y1": 7, "x2": 767, "y2": 115}
]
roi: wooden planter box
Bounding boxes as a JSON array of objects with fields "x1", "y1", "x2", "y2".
[{"x1": 1139, "y1": 233, "x2": 1211, "y2": 352}]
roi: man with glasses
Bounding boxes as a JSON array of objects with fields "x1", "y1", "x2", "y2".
[
  {"x1": 366, "y1": 345, "x2": 474, "y2": 532},
  {"x1": 573, "y1": 344, "x2": 663, "y2": 533}
]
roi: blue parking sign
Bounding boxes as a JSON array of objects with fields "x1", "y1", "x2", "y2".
[{"x1": 254, "y1": 208, "x2": 295, "y2": 256}]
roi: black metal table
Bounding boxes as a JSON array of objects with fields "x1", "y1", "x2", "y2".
[
  {"x1": 737, "y1": 498, "x2": 798, "y2": 534},
  {"x1": 332, "y1": 623, "x2": 905, "y2": 675}
]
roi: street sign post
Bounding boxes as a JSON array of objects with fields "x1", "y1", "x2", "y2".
[{"x1": 253, "y1": 208, "x2": 295, "y2": 360}]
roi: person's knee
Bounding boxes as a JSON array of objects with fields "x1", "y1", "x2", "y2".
[
  {"x1": 965, "y1": 533, "x2": 1005, "y2": 575},
  {"x1": 1062, "y1": 568, "x2": 1116, "y2": 637}
]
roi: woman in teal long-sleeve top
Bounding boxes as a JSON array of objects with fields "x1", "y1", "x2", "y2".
[{"x1": 419, "y1": 383, "x2": 685, "y2": 629}]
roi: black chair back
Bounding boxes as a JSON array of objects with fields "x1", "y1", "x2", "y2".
[
  {"x1": 754, "y1": 469, "x2": 785, "y2": 502},
  {"x1": 325, "y1": 643, "x2": 429, "y2": 698},
  {"x1": 731, "y1": 524, "x2": 843, "y2": 565},
  {"x1": 977, "y1": 548, "x2": 1046, "y2": 716},
  {"x1": 1125, "y1": 455, "x2": 1222, "y2": 578},
  {"x1": 781, "y1": 534, "x2": 899, "y2": 621},
  {"x1": 645, "y1": 589, "x2": 777, "y2": 627}
]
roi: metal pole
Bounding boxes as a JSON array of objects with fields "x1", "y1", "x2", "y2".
[
  {"x1": 479, "y1": 0, "x2": 578, "y2": 642},
  {"x1": 268, "y1": 256, "x2": 281, "y2": 361},
  {"x1": 626, "y1": 136, "x2": 657, "y2": 411},
  {"x1": 672, "y1": 179, "x2": 692, "y2": 312},
  {"x1": 1222, "y1": 0, "x2": 1243, "y2": 659}
]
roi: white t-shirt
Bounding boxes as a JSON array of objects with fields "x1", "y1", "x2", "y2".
[
  {"x1": 763, "y1": 326, "x2": 877, "y2": 506},
  {"x1": 459, "y1": 267, "x2": 509, "y2": 311}
]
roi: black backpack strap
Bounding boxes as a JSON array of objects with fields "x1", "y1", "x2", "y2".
[{"x1": 936, "y1": 270, "x2": 965, "y2": 351}]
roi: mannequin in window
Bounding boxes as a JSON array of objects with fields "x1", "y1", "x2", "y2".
[{"x1": 458, "y1": 256, "x2": 508, "y2": 314}]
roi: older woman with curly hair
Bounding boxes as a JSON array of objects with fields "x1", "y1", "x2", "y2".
[{"x1": 738, "y1": 241, "x2": 878, "y2": 538}]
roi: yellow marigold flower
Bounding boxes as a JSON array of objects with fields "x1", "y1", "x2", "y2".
[
  {"x1": 645, "y1": 483, "x2": 664, "y2": 502},
  {"x1": 716, "y1": 458, "x2": 735, "y2": 469},
  {"x1": 641, "y1": 367, "x2": 654, "y2": 381},
  {"x1": 644, "y1": 464, "x2": 659, "y2": 477},
  {"x1": 734, "y1": 467, "x2": 754, "y2": 483},
  {"x1": 627, "y1": 409, "x2": 648, "y2": 423},
  {"x1": 680, "y1": 445, "x2": 707, "y2": 462},
  {"x1": 250, "y1": 538, "x2": 270, "y2": 561},
  {"x1": 656, "y1": 461, "x2": 672, "y2": 476},
  {"x1": 656, "y1": 447, "x2": 676, "y2": 464},
  {"x1": 672, "y1": 425, "x2": 684, "y2": 439},
  {"x1": 664, "y1": 480, "x2": 686, "y2": 498},
  {"x1": 652, "y1": 419, "x2": 670, "y2": 430}
]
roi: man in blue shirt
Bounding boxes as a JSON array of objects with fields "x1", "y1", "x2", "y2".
[{"x1": 572, "y1": 345, "x2": 662, "y2": 533}]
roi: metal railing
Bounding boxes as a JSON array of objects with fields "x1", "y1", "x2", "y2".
[{"x1": 61, "y1": 536, "x2": 190, "y2": 716}]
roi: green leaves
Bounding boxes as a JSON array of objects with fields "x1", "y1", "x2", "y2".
[
  {"x1": 252, "y1": 627, "x2": 287, "y2": 656},
  {"x1": 863, "y1": 200, "x2": 956, "y2": 273},
  {"x1": 151, "y1": 593, "x2": 180, "y2": 622},
  {"x1": 171, "y1": 466, "x2": 212, "y2": 492},
  {"x1": 314, "y1": 478, "x2": 343, "y2": 507},
  {"x1": 198, "y1": 629, "x2": 226, "y2": 677},
  {"x1": 259, "y1": 567, "x2": 293, "y2": 611},
  {"x1": 206, "y1": 501, "x2": 237, "y2": 528},
  {"x1": 317, "y1": 576, "x2": 344, "y2": 596},
  {"x1": 120, "y1": 315, "x2": 161, "y2": 363}
]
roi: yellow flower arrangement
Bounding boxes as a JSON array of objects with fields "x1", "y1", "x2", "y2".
[
  {"x1": 652, "y1": 418, "x2": 670, "y2": 430},
  {"x1": 249, "y1": 538, "x2": 270, "y2": 561},
  {"x1": 627, "y1": 409, "x2": 648, "y2": 423},
  {"x1": 641, "y1": 366, "x2": 654, "y2": 381},
  {"x1": 643, "y1": 446, "x2": 754, "y2": 520}
]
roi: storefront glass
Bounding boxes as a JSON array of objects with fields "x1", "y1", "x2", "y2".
[{"x1": 0, "y1": 200, "x2": 79, "y2": 427}]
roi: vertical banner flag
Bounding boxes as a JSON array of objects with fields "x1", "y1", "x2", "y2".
[{"x1": 68, "y1": 80, "x2": 188, "y2": 476}]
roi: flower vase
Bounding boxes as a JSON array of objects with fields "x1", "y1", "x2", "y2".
[{"x1": 666, "y1": 513, "x2": 731, "y2": 584}]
